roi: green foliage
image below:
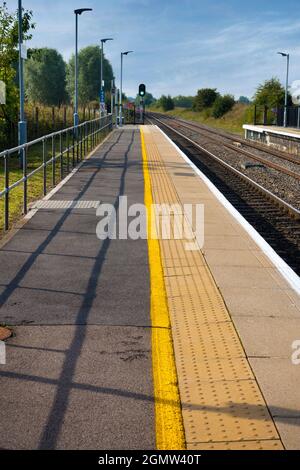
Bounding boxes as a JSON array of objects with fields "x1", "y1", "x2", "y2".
[
  {"x1": 0, "y1": 1, "x2": 34, "y2": 148},
  {"x1": 238, "y1": 96, "x2": 250, "y2": 104},
  {"x1": 212, "y1": 94, "x2": 235, "y2": 118},
  {"x1": 158, "y1": 95, "x2": 174, "y2": 111},
  {"x1": 193, "y1": 88, "x2": 219, "y2": 111},
  {"x1": 253, "y1": 77, "x2": 292, "y2": 108},
  {"x1": 66, "y1": 45, "x2": 113, "y2": 106},
  {"x1": 135, "y1": 92, "x2": 156, "y2": 106},
  {"x1": 173, "y1": 95, "x2": 194, "y2": 108},
  {"x1": 25, "y1": 48, "x2": 67, "y2": 106}
]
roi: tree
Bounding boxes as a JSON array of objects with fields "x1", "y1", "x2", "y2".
[
  {"x1": 0, "y1": 2, "x2": 34, "y2": 147},
  {"x1": 238, "y1": 96, "x2": 250, "y2": 105},
  {"x1": 173, "y1": 95, "x2": 194, "y2": 108},
  {"x1": 253, "y1": 77, "x2": 292, "y2": 108},
  {"x1": 193, "y1": 88, "x2": 219, "y2": 111},
  {"x1": 66, "y1": 45, "x2": 114, "y2": 106},
  {"x1": 159, "y1": 95, "x2": 174, "y2": 111},
  {"x1": 212, "y1": 94, "x2": 235, "y2": 118},
  {"x1": 135, "y1": 92, "x2": 156, "y2": 106},
  {"x1": 25, "y1": 48, "x2": 67, "y2": 105}
]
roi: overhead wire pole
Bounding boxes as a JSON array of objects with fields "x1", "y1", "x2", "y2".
[
  {"x1": 18, "y1": 0, "x2": 26, "y2": 168},
  {"x1": 73, "y1": 8, "x2": 92, "y2": 129},
  {"x1": 119, "y1": 51, "x2": 133, "y2": 127}
]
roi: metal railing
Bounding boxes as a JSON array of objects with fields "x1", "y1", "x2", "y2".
[
  {"x1": 253, "y1": 105, "x2": 300, "y2": 128},
  {"x1": 0, "y1": 114, "x2": 113, "y2": 231}
]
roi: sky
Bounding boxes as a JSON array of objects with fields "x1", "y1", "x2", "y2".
[{"x1": 5, "y1": 0, "x2": 300, "y2": 99}]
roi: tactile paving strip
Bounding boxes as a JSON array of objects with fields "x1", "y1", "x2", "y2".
[
  {"x1": 143, "y1": 126, "x2": 284, "y2": 450},
  {"x1": 188, "y1": 440, "x2": 283, "y2": 450}
]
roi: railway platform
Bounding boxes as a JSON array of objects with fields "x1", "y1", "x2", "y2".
[
  {"x1": 243, "y1": 123, "x2": 300, "y2": 156},
  {"x1": 0, "y1": 125, "x2": 299, "y2": 450}
]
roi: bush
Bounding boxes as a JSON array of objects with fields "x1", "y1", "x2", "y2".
[
  {"x1": 159, "y1": 95, "x2": 174, "y2": 111},
  {"x1": 253, "y1": 77, "x2": 291, "y2": 108},
  {"x1": 212, "y1": 94, "x2": 235, "y2": 118},
  {"x1": 193, "y1": 88, "x2": 219, "y2": 111},
  {"x1": 173, "y1": 95, "x2": 194, "y2": 108}
]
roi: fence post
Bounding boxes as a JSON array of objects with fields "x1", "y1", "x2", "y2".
[
  {"x1": 35, "y1": 107, "x2": 39, "y2": 137},
  {"x1": 52, "y1": 106, "x2": 55, "y2": 130},
  {"x1": 64, "y1": 106, "x2": 67, "y2": 128},
  {"x1": 43, "y1": 139, "x2": 47, "y2": 196},
  {"x1": 253, "y1": 105, "x2": 257, "y2": 125},
  {"x1": 60, "y1": 132, "x2": 63, "y2": 180},
  {"x1": 23, "y1": 146, "x2": 28, "y2": 215},
  {"x1": 72, "y1": 129, "x2": 75, "y2": 167},
  {"x1": 4, "y1": 151, "x2": 9, "y2": 231},
  {"x1": 52, "y1": 135, "x2": 56, "y2": 186},
  {"x1": 263, "y1": 106, "x2": 267, "y2": 125}
]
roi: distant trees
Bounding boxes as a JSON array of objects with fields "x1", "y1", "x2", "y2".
[
  {"x1": 25, "y1": 48, "x2": 67, "y2": 105},
  {"x1": 173, "y1": 95, "x2": 194, "y2": 108},
  {"x1": 135, "y1": 92, "x2": 156, "y2": 106},
  {"x1": 193, "y1": 88, "x2": 219, "y2": 111},
  {"x1": 238, "y1": 96, "x2": 250, "y2": 105},
  {"x1": 212, "y1": 94, "x2": 235, "y2": 118},
  {"x1": 66, "y1": 45, "x2": 113, "y2": 106},
  {"x1": 253, "y1": 77, "x2": 292, "y2": 108},
  {"x1": 158, "y1": 95, "x2": 174, "y2": 111}
]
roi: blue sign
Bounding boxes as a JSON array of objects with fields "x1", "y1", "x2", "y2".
[{"x1": 100, "y1": 90, "x2": 105, "y2": 103}]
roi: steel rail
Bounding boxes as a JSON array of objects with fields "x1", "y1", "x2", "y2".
[
  {"x1": 153, "y1": 114, "x2": 300, "y2": 180},
  {"x1": 148, "y1": 114, "x2": 300, "y2": 219},
  {"x1": 156, "y1": 113, "x2": 300, "y2": 166}
]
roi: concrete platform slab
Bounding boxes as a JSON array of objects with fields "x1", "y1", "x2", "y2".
[
  {"x1": 0, "y1": 325, "x2": 154, "y2": 450},
  {"x1": 249, "y1": 358, "x2": 300, "y2": 419},
  {"x1": 0, "y1": 128, "x2": 154, "y2": 450},
  {"x1": 234, "y1": 317, "x2": 300, "y2": 358}
]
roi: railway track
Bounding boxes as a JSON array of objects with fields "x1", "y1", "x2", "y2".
[
  {"x1": 155, "y1": 112, "x2": 300, "y2": 165},
  {"x1": 146, "y1": 113, "x2": 300, "y2": 275},
  {"x1": 152, "y1": 113, "x2": 300, "y2": 179}
]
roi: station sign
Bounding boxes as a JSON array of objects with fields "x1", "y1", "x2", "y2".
[{"x1": 100, "y1": 89, "x2": 105, "y2": 104}]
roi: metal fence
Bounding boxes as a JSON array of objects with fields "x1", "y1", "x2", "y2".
[
  {"x1": 122, "y1": 106, "x2": 145, "y2": 125},
  {"x1": 0, "y1": 114, "x2": 112, "y2": 231},
  {"x1": 253, "y1": 105, "x2": 300, "y2": 128},
  {"x1": 0, "y1": 105, "x2": 100, "y2": 152}
]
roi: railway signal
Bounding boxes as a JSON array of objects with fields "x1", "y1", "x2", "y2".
[{"x1": 139, "y1": 84, "x2": 146, "y2": 97}]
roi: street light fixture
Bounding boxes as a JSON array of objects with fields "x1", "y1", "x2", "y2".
[
  {"x1": 100, "y1": 38, "x2": 113, "y2": 116},
  {"x1": 74, "y1": 8, "x2": 92, "y2": 128},
  {"x1": 277, "y1": 51, "x2": 290, "y2": 128},
  {"x1": 119, "y1": 51, "x2": 133, "y2": 126}
]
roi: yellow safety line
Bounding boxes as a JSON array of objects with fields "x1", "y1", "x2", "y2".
[{"x1": 140, "y1": 127, "x2": 186, "y2": 450}]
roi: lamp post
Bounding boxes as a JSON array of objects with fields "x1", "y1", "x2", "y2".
[
  {"x1": 74, "y1": 8, "x2": 92, "y2": 128},
  {"x1": 119, "y1": 51, "x2": 133, "y2": 126},
  {"x1": 111, "y1": 76, "x2": 115, "y2": 116},
  {"x1": 100, "y1": 38, "x2": 113, "y2": 116},
  {"x1": 277, "y1": 52, "x2": 290, "y2": 127},
  {"x1": 18, "y1": 0, "x2": 26, "y2": 167}
]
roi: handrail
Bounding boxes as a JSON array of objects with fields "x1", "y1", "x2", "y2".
[{"x1": 0, "y1": 114, "x2": 113, "y2": 230}]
